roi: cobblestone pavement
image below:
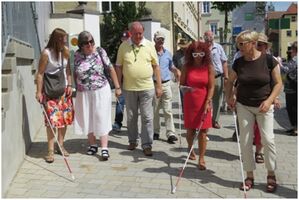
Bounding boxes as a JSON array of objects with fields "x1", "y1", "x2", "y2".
[{"x1": 4, "y1": 82, "x2": 297, "y2": 198}]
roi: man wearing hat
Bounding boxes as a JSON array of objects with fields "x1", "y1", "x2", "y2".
[
  {"x1": 112, "y1": 31, "x2": 132, "y2": 132},
  {"x1": 153, "y1": 30, "x2": 181, "y2": 143},
  {"x1": 173, "y1": 38, "x2": 190, "y2": 110}
]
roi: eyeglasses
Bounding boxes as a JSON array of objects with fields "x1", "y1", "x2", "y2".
[
  {"x1": 82, "y1": 39, "x2": 94, "y2": 46},
  {"x1": 237, "y1": 41, "x2": 250, "y2": 47},
  {"x1": 155, "y1": 37, "x2": 164, "y2": 42},
  {"x1": 257, "y1": 42, "x2": 267, "y2": 47},
  {"x1": 192, "y1": 52, "x2": 205, "y2": 58}
]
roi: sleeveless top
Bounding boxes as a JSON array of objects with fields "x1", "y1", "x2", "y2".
[{"x1": 44, "y1": 48, "x2": 68, "y2": 86}]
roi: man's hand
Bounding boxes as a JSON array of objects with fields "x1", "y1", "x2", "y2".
[{"x1": 155, "y1": 86, "x2": 162, "y2": 98}]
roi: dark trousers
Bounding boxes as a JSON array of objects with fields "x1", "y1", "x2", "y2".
[
  {"x1": 285, "y1": 92, "x2": 297, "y2": 127},
  {"x1": 114, "y1": 94, "x2": 125, "y2": 126}
]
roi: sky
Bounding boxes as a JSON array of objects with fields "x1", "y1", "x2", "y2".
[{"x1": 270, "y1": 1, "x2": 295, "y2": 11}]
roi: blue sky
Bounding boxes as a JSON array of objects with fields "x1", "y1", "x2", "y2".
[{"x1": 270, "y1": 2, "x2": 295, "y2": 11}]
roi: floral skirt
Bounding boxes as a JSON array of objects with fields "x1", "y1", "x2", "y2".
[{"x1": 43, "y1": 94, "x2": 74, "y2": 128}]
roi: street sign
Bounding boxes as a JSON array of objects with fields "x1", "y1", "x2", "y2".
[{"x1": 269, "y1": 18, "x2": 290, "y2": 29}]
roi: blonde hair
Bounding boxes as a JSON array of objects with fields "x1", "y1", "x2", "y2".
[{"x1": 236, "y1": 30, "x2": 259, "y2": 42}]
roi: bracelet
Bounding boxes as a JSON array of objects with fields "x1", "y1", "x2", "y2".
[
  {"x1": 67, "y1": 84, "x2": 72, "y2": 87},
  {"x1": 115, "y1": 87, "x2": 121, "y2": 90}
]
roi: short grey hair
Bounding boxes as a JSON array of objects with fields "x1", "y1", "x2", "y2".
[{"x1": 77, "y1": 31, "x2": 94, "y2": 50}]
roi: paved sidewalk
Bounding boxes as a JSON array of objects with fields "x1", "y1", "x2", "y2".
[{"x1": 4, "y1": 82, "x2": 297, "y2": 198}]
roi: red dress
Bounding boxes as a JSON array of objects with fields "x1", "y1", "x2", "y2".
[{"x1": 183, "y1": 65, "x2": 212, "y2": 129}]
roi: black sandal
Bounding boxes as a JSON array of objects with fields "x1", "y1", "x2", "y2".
[
  {"x1": 101, "y1": 149, "x2": 110, "y2": 160},
  {"x1": 87, "y1": 146, "x2": 98, "y2": 155},
  {"x1": 255, "y1": 152, "x2": 264, "y2": 164},
  {"x1": 267, "y1": 175, "x2": 277, "y2": 193}
]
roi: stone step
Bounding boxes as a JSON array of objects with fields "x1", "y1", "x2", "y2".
[
  {"x1": 2, "y1": 74, "x2": 13, "y2": 93},
  {"x1": 2, "y1": 56, "x2": 16, "y2": 74},
  {"x1": 1, "y1": 92, "x2": 10, "y2": 113}
]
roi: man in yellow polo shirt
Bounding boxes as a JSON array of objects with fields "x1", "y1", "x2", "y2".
[{"x1": 115, "y1": 21, "x2": 162, "y2": 156}]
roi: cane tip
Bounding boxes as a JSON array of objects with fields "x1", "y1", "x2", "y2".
[
  {"x1": 71, "y1": 174, "x2": 75, "y2": 181},
  {"x1": 171, "y1": 188, "x2": 176, "y2": 194}
]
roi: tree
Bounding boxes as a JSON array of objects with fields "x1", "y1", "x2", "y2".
[
  {"x1": 211, "y1": 2, "x2": 246, "y2": 43},
  {"x1": 100, "y1": 2, "x2": 151, "y2": 63}
]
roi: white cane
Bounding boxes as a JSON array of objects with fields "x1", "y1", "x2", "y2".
[
  {"x1": 40, "y1": 104, "x2": 75, "y2": 181},
  {"x1": 233, "y1": 111, "x2": 247, "y2": 198},
  {"x1": 177, "y1": 83, "x2": 182, "y2": 147}
]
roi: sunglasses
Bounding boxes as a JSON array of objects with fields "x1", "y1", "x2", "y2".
[
  {"x1": 257, "y1": 42, "x2": 267, "y2": 47},
  {"x1": 82, "y1": 39, "x2": 94, "y2": 46},
  {"x1": 192, "y1": 52, "x2": 205, "y2": 58},
  {"x1": 237, "y1": 41, "x2": 250, "y2": 47}
]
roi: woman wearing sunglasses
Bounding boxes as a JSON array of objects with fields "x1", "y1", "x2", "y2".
[
  {"x1": 226, "y1": 30, "x2": 282, "y2": 192},
  {"x1": 73, "y1": 31, "x2": 121, "y2": 160},
  {"x1": 180, "y1": 41, "x2": 215, "y2": 170}
]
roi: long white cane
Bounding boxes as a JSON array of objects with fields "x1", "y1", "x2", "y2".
[
  {"x1": 233, "y1": 111, "x2": 247, "y2": 198},
  {"x1": 177, "y1": 83, "x2": 182, "y2": 147},
  {"x1": 172, "y1": 112, "x2": 207, "y2": 194},
  {"x1": 40, "y1": 104, "x2": 75, "y2": 181}
]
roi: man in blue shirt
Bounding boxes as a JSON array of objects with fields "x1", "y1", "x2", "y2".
[
  {"x1": 153, "y1": 31, "x2": 181, "y2": 143},
  {"x1": 204, "y1": 30, "x2": 228, "y2": 129}
]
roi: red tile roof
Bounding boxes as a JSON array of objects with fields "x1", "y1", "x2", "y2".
[{"x1": 287, "y1": 3, "x2": 297, "y2": 13}]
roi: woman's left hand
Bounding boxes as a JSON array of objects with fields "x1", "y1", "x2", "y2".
[
  {"x1": 66, "y1": 86, "x2": 73, "y2": 98},
  {"x1": 204, "y1": 99, "x2": 212, "y2": 114},
  {"x1": 259, "y1": 100, "x2": 272, "y2": 113}
]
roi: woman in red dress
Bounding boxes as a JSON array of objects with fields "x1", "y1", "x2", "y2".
[{"x1": 180, "y1": 41, "x2": 215, "y2": 170}]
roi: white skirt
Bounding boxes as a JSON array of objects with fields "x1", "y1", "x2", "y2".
[{"x1": 74, "y1": 84, "x2": 112, "y2": 136}]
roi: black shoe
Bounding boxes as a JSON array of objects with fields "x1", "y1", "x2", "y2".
[
  {"x1": 87, "y1": 146, "x2": 98, "y2": 155},
  {"x1": 153, "y1": 133, "x2": 160, "y2": 140},
  {"x1": 101, "y1": 149, "x2": 110, "y2": 161},
  {"x1": 167, "y1": 135, "x2": 178, "y2": 144}
]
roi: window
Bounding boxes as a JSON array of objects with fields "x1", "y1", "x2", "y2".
[
  {"x1": 100, "y1": 1, "x2": 119, "y2": 13},
  {"x1": 202, "y1": 2, "x2": 210, "y2": 14},
  {"x1": 286, "y1": 30, "x2": 292, "y2": 37},
  {"x1": 210, "y1": 23, "x2": 218, "y2": 36},
  {"x1": 291, "y1": 16, "x2": 297, "y2": 22}
]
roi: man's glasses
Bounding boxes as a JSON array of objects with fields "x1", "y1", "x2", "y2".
[
  {"x1": 82, "y1": 39, "x2": 94, "y2": 46},
  {"x1": 192, "y1": 52, "x2": 205, "y2": 58},
  {"x1": 155, "y1": 37, "x2": 164, "y2": 42},
  {"x1": 237, "y1": 41, "x2": 250, "y2": 47}
]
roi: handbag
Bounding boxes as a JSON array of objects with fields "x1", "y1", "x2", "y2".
[
  {"x1": 43, "y1": 52, "x2": 66, "y2": 99},
  {"x1": 97, "y1": 47, "x2": 114, "y2": 89}
]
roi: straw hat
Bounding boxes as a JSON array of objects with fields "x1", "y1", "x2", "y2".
[
  {"x1": 177, "y1": 38, "x2": 190, "y2": 48},
  {"x1": 257, "y1": 33, "x2": 272, "y2": 49},
  {"x1": 154, "y1": 30, "x2": 165, "y2": 39}
]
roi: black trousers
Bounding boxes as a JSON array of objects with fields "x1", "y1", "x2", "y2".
[{"x1": 285, "y1": 92, "x2": 297, "y2": 127}]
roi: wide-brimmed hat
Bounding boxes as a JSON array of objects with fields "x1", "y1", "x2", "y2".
[
  {"x1": 257, "y1": 33, "x2": 272, "y2": 49},
  {"x1": 178, "y1": 38, "x2": 190, "y2": 48}
]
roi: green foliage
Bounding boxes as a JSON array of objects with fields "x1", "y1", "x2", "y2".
[{"x1": 100, "y1": 2, "x2": 150, "y2": 63}]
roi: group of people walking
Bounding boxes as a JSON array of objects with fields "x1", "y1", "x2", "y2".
[{"x1": 35, "y1": 21, "x2": 297, "y2": 193}]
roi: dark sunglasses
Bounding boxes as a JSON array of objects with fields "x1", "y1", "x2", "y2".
[
  {"x1": 237, "y1": 41, "x2": 250, "y2": 47},
  {"x1": 257, "y1": 42, "x2": 267, "y2": 47},
  {"x1": 156, "y1": 37, "x2": 164, "y2": 42},
  {"x1": 82, "y1": 39, "x2": 94, "y2": 46}
]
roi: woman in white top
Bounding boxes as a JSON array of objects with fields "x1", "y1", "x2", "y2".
[{"x1": 36, "y1": 28, "x2": 74, "y2": 163}]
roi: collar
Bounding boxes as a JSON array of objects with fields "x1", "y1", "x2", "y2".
[{"x1": 128, "y1": 37, "x2": 146, "y2": 47}]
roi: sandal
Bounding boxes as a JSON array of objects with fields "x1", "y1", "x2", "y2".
[
  {"x1": 87, "y1": 146, "x2": 98, "y2": 155},
  {"x1": 45, "y1": 150, "x2": 54, "y2": 163},
  {"x1": 101, "y1": 149, "x2": 110, "y2": 161},
  {"x1": 240, "y1": 177, "x2": 254, "y2": 191},
  {"x1": 255, "y1": 152, "x2": 264, "y2": 164},
  {"x1": 57, "y1": 146, "x2": 70, "y2": 157},
  {"x1": 188, "y1": 149, "x2": 196, "y2": 160},
  {"x1": 266, "y1": 175, "x2": 277, "y2": 193},
  {"x1": 198, "y1": 160, "x2": 206, "y2": 171}
]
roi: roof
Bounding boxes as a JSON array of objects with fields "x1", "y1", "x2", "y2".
[{"x1": 267, "y1": 3, "x2": 297, "y2": 19}]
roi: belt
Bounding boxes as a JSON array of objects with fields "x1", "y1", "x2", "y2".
[
  {"x1": 154, "y1": 80, "x2": 170, "y2": 84},
  {"x1": 215, "y1": 73, "x2": 223, "y2": 78}
]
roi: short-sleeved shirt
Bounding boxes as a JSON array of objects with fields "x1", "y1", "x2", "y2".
[
  {"x1": 116, "y1": 38, "x2": 158, "y2": 91},
  {"x1": 211, "y1": 42, "x2": 227, "y2": 75},
  {"x1": 232, "y1": 54, "x2": 278, "y2": 107},
  {"x1": 155, "y1": 48, "x2": 173, "y2": 82},
  {"x1": 74, "y1": 47, "x2": 112, "y2": 91}
]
